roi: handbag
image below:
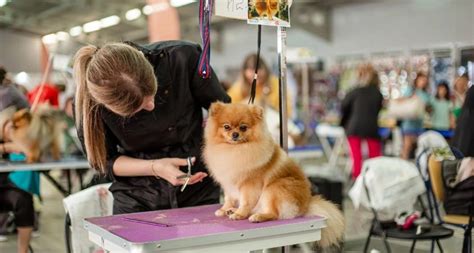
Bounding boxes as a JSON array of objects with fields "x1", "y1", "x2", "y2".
[{"x1": 387, "y1": 96, "x2": 425, "y2": 119}]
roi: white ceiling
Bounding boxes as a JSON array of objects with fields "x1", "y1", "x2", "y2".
[{"x1": 0, "y1": 0, "x2": 373, "y2": 44}]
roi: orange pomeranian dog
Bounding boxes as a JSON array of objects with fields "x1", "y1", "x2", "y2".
[
  {"x1": 203, "y1": 102, "x2": 344, "y2": 248},
  {"x1": 9, "y1": 105, "x2": 63, "y2": 163},
  {"x1": 254, "y1": 0, "x2": 279, "y2": 20}
]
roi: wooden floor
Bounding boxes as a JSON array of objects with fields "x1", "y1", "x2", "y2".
[{"x1": 0, "y1": 173, "x2": 469, "y2": 253}]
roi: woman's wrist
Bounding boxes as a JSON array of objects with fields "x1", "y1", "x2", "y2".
[{"x1": 150, "y1": 159, "x2": 161, "y2": 179}]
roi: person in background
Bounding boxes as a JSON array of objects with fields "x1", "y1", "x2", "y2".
[
  {"x1": 0, "y1": 67, "x2": 34, "y2": 253},
  {"x1": 341, "y1": 64, "x2": 384, "y2": 179},
  {"x1": 452, "y1": 84, "x2": 474, "y2": 157},
  {"x1": 27, "y1": 82, "x2": 59, "y2": 108},
  {"x1": 452, "y1": 75, "x2": 469, "y2": 119},
  {"x1": 401, "y1": 72, "x2": 431, "y2": 160},
  {"x1": 431, "y1": 81, "x2": 454, "y2": 130},
  {"x1": 0, "y1": 66, "x2": 30, "y2": 111},
  {"x1": 0, "y1": 70, "x2": 28, "y2": 97},
  {"x1": 62, "y1": 96, "x2": 81, "y2": 156},
  {"x1": 227, "y1": 54, "x2": 292, "y2": 115}
]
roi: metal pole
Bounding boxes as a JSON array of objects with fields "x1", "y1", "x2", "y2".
[
  {"x1": 278, "y1": 26, "x2": 289, "y2": 152},
  {"x1": 301, "y1": 62, "x2": 310, "y2": 137},
  {"x1": 282, "y1": 245, "x2": 291, "y2": 253}
]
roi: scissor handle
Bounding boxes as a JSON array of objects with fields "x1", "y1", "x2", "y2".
[{"x1": 186, "y1": 157, "x2": 192, "y2": 175}]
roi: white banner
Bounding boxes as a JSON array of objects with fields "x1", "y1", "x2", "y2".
[{"x1": 214, "y1": 0, "x2": 248, "y2": 20}]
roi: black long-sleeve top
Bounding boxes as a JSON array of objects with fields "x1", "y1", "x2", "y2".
[
  {"x1": 340, "y1": 85, "x2": 384, "y2": 139},
  {"x1": 452, "y1": 85, "x2": 474, "y2": 157},
  {"x1": 76, "y1": 41, "x2": 230, "y2": 191}
]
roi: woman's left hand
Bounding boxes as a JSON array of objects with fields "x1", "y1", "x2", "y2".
[
  {"x1": 185, "y1": 172, "x2": 208, "y2": 184},
  {"x1": 2, "y1": 142, "x2": 22, "y2": 154}
]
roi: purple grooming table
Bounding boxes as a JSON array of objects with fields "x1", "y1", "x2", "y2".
[{"x1": 84, "y1": 204, "x2": 326, "y2": 253}]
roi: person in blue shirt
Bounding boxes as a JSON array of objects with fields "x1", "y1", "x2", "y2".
[
  {"x1": 431, "y1": 81, "x2": 454, "y2": 131},
  {"x1": 0, "y1": 66, "x2": 34, "y2": 253},
  {"x1": 401, "y1": 72, "x2": 431, "y2": 159}
]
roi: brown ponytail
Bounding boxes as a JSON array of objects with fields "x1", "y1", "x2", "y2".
[{"x1": 73, "y1": 43, "x2": 157, "y2": 173}]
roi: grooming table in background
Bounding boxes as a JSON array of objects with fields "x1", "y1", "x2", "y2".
[
  {"x1": 84, "y1": 204, "x2": 326, "y2": 253},
  {"x1": 288, "y1": 145, "x2": 323, "y2": 160},
  {"x1": 0, "y1": 157, "x2": 90, "y2": 196}
]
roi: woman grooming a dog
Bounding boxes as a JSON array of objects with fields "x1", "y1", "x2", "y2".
[
  {"x1": 0, "y1": 112, "x2": 35, "y2": 253},
  {"x1": 73, "y1": 41, "x2": 230, "y2": 214},
  {"x1": 0, "y1": 66, "x2": 35, "y2": 253}
]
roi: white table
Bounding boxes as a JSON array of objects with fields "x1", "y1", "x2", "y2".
[
  {"x1": 84, "y1": 204, "x2": 326, "y2": 253},
  {"x1": 0, "y1": 158, "x2": 89, "y2": 172},
  {"x1": 315, "y1": 124, "x2": 351, "y2": 177},
  {"x1": 288, "y1": 146, "x2": 323, "y2": 160},
  {"x1": 0, "y1": 158, "x2": 90, "y2": 196}
]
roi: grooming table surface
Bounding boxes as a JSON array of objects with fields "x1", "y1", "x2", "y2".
[
  {"x1": 0, "y1": 157, "x2": 89, "y2": 172},
  {"x1": 84, "y1": 204, "x2": 326, "y2": 253},
  {"x1": 0, "y1": 157, "x2": 90, "y2": 196}
]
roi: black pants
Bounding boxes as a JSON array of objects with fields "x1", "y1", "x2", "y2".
[
  {"x1": 111, "y1": 175, "x2": 220, "y2": 214},
  {"x1": 0, "y1": 186, "x2": 35, "y2": 227}
]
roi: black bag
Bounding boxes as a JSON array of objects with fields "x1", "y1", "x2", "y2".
[
  {"x1": 441, "y1": 159, "x2": 474, "y2": 215},
  {"x1": 309, "y1": 177, "x2": 343, "y2": 210},
  {"x1": 441, "y1": 159, "x2": 462, "y2": 188}
]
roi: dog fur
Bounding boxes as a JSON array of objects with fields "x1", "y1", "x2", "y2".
[
  {"x1": 10, "y1": 105, "x2": 63, "y2": 163},
  {"x1": 203, "y1": 102, "x2": 344, "y2": 248}
]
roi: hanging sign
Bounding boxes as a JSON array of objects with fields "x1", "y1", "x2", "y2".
[
  {"x1": 214, "y1": 0, "x2": 248, "y2": 20},
  {"x1": 247, "y1": 0, "x2": 291, "y2": 27}
]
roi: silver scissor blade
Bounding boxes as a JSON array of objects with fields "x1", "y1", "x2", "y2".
[{"x1": 181, "y1": 177, "x2": 191, "y2": 192}]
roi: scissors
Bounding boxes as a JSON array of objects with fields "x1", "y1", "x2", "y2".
[{"x1": 176, "y1": 157, "x2": 192, "y2": 192}]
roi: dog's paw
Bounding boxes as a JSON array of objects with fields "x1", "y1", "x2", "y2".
[
  {"x1": 215, "y1": 209, "x2": 226, "y2": 217},
  {"x1": 249, "y1": 214, "x2": 265, "y2": 223},
  {"x1": 249, "y1": 213, "x2": 275, "y2": 223},
  {"x1": 225, "y1": 208, "x2": 237, "y2": 216},
  {"x1": 228, "y1": 211, "x2": 247, "y2": 220}
]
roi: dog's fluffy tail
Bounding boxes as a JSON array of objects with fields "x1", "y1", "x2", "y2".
[{"x1": 305, "y1": 195, "x2": 344, "y2": 248}]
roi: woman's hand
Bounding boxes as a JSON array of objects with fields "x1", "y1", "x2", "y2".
[
  {"x1": 2, "y1": 142, "x2": 22, "y2": 154},
  {"x1": 155, "y1": 157, "x2": 208, "y2": 186}
]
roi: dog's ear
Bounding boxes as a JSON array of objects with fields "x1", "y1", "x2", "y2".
[
  {"x1": 249, "y1": 105, "x2": 264, "y2": 120},
  {"x1": 12, "y1": 109, "x2": 31, "y2": 122},
  {"x1": 209, "y1": 102, "x2": 225, "y2": 117},
  {"x1": 11, "y1": 109, "x2": 32, "y2": 129}
]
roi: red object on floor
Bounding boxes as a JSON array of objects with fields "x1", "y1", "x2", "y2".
[
  {"x1": 347, "y1": 136, "x2": 382, "y2": 179},
  {"x1": 27, "y1": 83, "x2": 59, "y2": 107}
]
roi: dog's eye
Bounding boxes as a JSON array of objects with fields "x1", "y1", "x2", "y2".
[
  {"x1": 239, "y1": 125, "x2": 248, "y2": 132},
  {"x1": 223, "y1": 124, "x2": 231, "y2": 131}
]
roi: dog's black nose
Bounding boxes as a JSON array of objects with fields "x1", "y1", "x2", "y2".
[{"x1": 232, "y1": 132, "x2": 239, "y2": 139}]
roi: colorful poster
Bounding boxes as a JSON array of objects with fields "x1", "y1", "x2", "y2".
[{"x1": 247, "y1": 0, "x2": 290, "y2": 27}]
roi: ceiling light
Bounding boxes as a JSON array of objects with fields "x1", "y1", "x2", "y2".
[
  {"x1": 170, "y1": 0, "x2": 196, "y2": 7},
  {"x1": 42, "y1": 34, "x2": 57, "y2": 44},
  {"x1": 69, "y1": 26, "x2": 82, "y2": 37},
  {"x1": 15, "y1": 72, "x2": 29, "y2": 85},
  {"x1": 142, "y1": 3, "x2": 170, "y2": 15},
  {"x1": 100, "y1": 15, "x2": 120, "y2": 28},
  {"x1": 56, "y1": 31, "x2": 69, "y2": 41},
  {"x1": 83, "y1": 20, "x2": 102, "y2": 33},
  {"x1": 126, "y1": 8, "x2": 141, "y2": 21},
  {"x1": 0, "y1": 0, "x2": 7, "y2": 8},
  {"x1": 312, "y1": 12, "x2": 325, "y2": 26},
  {"x1": 142, "y1": 5, "x2": 153, "y2": 15}
]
